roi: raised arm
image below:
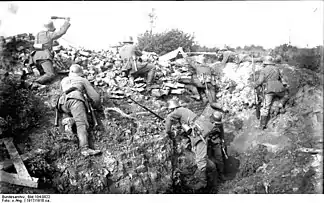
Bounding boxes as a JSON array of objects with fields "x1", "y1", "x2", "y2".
[{"x1": 49, "y1": 19, "x2": 71, "y2": 41}]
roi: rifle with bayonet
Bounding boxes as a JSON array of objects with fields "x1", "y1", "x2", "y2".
[{"x1": 83, "y1": 93, "x2": 99, "y2": 127}]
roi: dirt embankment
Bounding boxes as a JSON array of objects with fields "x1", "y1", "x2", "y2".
[{"x1": 1, "y1": 59, "x2": 322, "y2": 194}]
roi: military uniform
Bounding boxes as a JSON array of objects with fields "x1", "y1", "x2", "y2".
[
  {"x1": 254, "y1": 57, "x2": 289, "y2": 129},
  {"x1": 58, "y1": 65, "x2": 101, "y2": 157},
  {"x1": 179, "y1": 61, "x2": 217, "y2": 103},
  {"x1": 165, "y1": 106, "x2": 216, "y2": 190},
  {"x1": 119, "y1": 37, "x2": 156, "y2": 86},
  {"x1": 221, "y1": 50, "x2": 237, "y2": 64},
  {"x1": 205, "y1": 120, "x2": 225, "y2": 182},
  {"x1": 32, "y1": 20, "x2": 71, "y2": 84}
]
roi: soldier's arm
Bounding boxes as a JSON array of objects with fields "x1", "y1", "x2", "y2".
[
  {"x1": 210, "y1": 102, "x2": 228, "y2": 113},
  {"x1": 254, "y1": 70, "x2": 265, "y2": 88},
  {"x1": 49, "y1": 20, "x2": 71, "y2": 41},
  {"x1": 83, "y1": 78, "x2": 100, "y2": 108},
  {"x1": 165, "y1": 110, "x2": 180, "y2": 133},
  {"x1": 134, "y1": 46, "x2": 143, "y2": 57}
]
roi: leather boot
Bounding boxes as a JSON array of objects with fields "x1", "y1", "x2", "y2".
[
  {"x1": 81, "y1": 147, "x2": 102, "y2": 157},
  {"x1": 190, "y1": 169, "x2": 207, "y2": 191},
  {"x1": 186, "y1": 85, "x2": 201, "y2": 100},
  {"x1": 260, "y1": 116, "x2": 268, "y2": 130}
]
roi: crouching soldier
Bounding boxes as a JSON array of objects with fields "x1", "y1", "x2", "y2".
[
  {"x1": 180, "y1": 57, "x2": 217, "y2": 103},
  {"x1": 206, "y1": 111, "x2": 227, "y2": 182},
  {"x1": 119, "y1": 36, "x2": 156, "y2": 89},
  {"x1": 165, "y1": 99, "x2": 216, "y2": 191},
  {"x1": 58, "y1": 64, "x2": 101, "y2": 157},
  {"x1": 253, "y1": 56, "x2": 289, "y2": 129}
]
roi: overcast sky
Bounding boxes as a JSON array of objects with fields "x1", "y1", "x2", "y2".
[{"x1": 0, "y1": 1, "x2": 323, "y2": 50}]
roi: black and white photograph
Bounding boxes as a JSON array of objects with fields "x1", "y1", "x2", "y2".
[{"x1": 0, "y1": 0, "x2": 323, "y2": 200}]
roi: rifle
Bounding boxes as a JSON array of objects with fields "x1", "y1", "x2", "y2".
[
  {"x1": 51, "y1": 16, "x2": 68, "y2": 20},
  {"x1": 83, "y1": 94, "x2": 99, "y2": 127},
  {"x1": 54, "y1": 97, "x2": 60, "y2": 127},
  {"x1": 252, "y1": 54, "x2": 261, "y2": 119},
  {"x1": 127, "y1": 96, "x2": 164, "y2": 121}
]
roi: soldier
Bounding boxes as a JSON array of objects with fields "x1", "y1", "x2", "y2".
[
  {"x1": 179, "y1": 56, "x2": 217, "y2": 103},
  {"x1": 218, "y1": 46, "x2": 237, "y2": 64},
  {"x1": 206, "y1": 111, "x2": 226, "y2": 182},
  {"x1": 119, "y1": 36, "x2": 156, "y2": 89},
  {"x1": 57, "y1": 64, "x2": 101, "y2": 157},
  {"x1": 165, "y1": 99, "x2": 217, "y2": 191},
  {"x1": 28, "y1": 18, "x2": 71, "y2": 89},
  {"x1": 253, "y1": 56, "x2": 289, "y2": 129}
]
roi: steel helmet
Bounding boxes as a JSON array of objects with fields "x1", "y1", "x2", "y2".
[
  {"x1": 167, "y1": 99, "x2": 180, "y2": 110},
  {"x1": 69, "y1": 64, "x2": 84, "y2": 76},
  {"x1": 44, "y1": 20, "x2": 56, "y2": 32},
  {"x1": 210, "y1": 111, "x2": 222, "y2": 124},
  {"x1": 220, "y1": 45, "x2": 228, "y2": 51},
  {"x1": 263, "y1": 56, "x2": 275, "y2": 65}
]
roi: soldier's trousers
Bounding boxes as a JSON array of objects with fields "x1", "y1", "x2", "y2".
[
  {"x1": 61, "y1": 99, "x2": 89, "y2": 148},
  {"x1": 130, "y1": 63, "x2": 156, "y2": 85},
  {"x1": 35, "y1": 59, "x2": 56, "y2": 84},
  {"x1": 179, "y1": 76, "x2": 216, "y2": 103},
  {"x1": 261, "y1": 90, "x2": 289, "y2": 116},
  {"x1": 207, "y1": 143, "x2": 224, "y2": 174}
]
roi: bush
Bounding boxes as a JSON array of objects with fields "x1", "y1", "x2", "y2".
[
  {"x1": 0, "y1": 74, "x2": 42, "y2": 137},
  {"x1": 273, "y1": 44, "x2": 323, "y2": 71},
  {"x1": 137, "y1": 29, "x2": 196, "y2": 55}
]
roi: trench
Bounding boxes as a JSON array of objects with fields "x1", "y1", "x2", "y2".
[{"x1": 1, "y1": 64, "x2": 322, "y2": 194}]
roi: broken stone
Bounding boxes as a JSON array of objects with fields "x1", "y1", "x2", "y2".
[{"x1": 171, "y1": 89, "x2": 185, "y2": 95}]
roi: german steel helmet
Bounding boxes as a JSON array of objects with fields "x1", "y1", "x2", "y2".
[
  {"x1": 69, "y1": 64, "x2": 84, "y2": 76},
  {"x1": 263, "y1": 56, "x2": 275, "y2": 65},
  {"x1": 44, "y1": 20, "x2": 56, "y2": 32},
  {"x1": 210, "y1": 111, "x2": 222, "y2": 123},
  {"x1": 167, "y1": 99, "x2": 180, "y2": 110}
]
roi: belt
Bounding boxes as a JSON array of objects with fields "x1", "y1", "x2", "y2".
[{"x1": 64, "y1": 87, "x2": 80, "y2": 95}]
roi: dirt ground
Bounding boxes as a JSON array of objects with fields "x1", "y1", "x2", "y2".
[{"x1": 0, "y1": 64, "x2": 323, "y2": 194}]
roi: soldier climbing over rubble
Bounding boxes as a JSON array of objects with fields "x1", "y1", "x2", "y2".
[
  {"x1": 119, "y1": 36, "x2": 156, "y2": 90},
  {"x1": 26, "y1": 17, "x2": 71, "y2": 89},
  {"x1": 253, "y1": 56, "x2": 289, "y2": 130},
  {"x1": 179, "y1": 56, "x2": 217, "y2": 103},
  {"x1": 57, "y1": 64, "x2": 101, "y2": 157},
  {"x1": 165, "y1": 99, "x2": 228, "y2": 192}
]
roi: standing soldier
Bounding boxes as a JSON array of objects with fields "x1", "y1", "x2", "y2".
[
  {"x1": 253, "y1": 56, "x2": 289, "y2": 129},
  {"x1": 28, "y1": 17, "x2": 71, "y2": 89},
  {"x1": 165, "y1": 99, "x2": 218, "y2": 191},
  {"x1": 206, "y1": 111, "x2": 226, "y2": 182},
  {"x1": 57, "y1": 64, "x2": 101, "y2": 157},
  {"x1": 179, "y1": 56, "x2": 217, "y2": 103},
  {"x1": 119, "y1": 36, "x2": 156, "y2": 89}
]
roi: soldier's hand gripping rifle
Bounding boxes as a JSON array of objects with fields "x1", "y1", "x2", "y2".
[
  {"x1": 252, "y1": 54, "x2": 261, "y2": 119},
  {"x1": 83, "y1": 94, "x2": 99, "y2": 127},
  {"x1": 220, "y1": 138, "x2": 228, "y2": 159}
]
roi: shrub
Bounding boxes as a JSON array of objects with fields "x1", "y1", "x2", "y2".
[{"x1": 137, "y1": 29, "x2": 196, "y2": 55}]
